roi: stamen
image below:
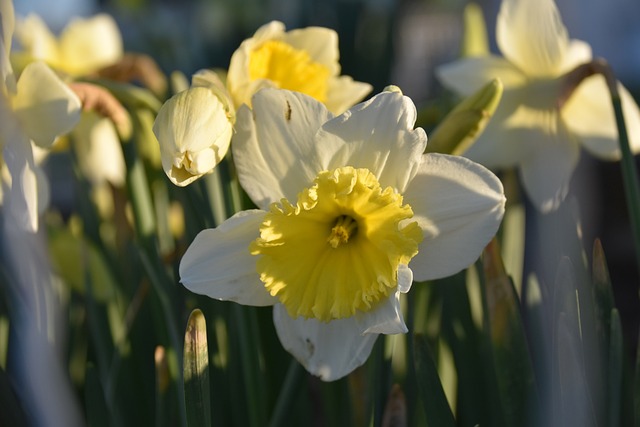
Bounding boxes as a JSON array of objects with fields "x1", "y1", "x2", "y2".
[{"x1": 327, "y1": 215, "x2": 358, "y2": 248}]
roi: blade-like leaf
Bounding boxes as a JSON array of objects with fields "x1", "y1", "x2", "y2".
[
  {"x1": 413, "y1": 333, "x2": 456, "y2": 427},
  {"x1": 482, "y1": 239, "x2": 539, "y2": 427},
  {"x1": 183, "y1": 309, "x2": 211, "y2": 427}
]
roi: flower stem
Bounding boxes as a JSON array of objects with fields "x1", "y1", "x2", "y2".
[
  {"x1": 562, "y1": 60, "x2": 640, "y2": 278},
  {"x1": 597, "y1": 63, "x2": 640, "y2": 279}
]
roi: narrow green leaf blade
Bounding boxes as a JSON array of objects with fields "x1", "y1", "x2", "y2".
[
  {"x1": 482, "y1": 239, "x2": 538, "y2": 427},
  {"x1": 413, "y1": 333, "x2": 456, "y2": 427},
  {"x1": 609, "y1": 309, "x2": 623, "y2": 427},
  {"x1": 183, "y1": 309, "x2": 211, "y2": 427}
]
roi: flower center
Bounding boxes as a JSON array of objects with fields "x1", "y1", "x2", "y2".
[
  {"x1": 248, "y1": 40, "x2": 330, "y2": 103},
  {"x1": 250, "y1": 166, "x2": 423, "y2": 322},
  {"x1": 327, "y1": 215, "x2": 358, "y2": 248}
]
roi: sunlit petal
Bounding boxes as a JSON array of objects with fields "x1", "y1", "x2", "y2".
[
  {"x1": 563, "y1": 76, "x2": 640, "y2": 160},
  {"x1": 519, "y1": 117, "x2": 580, "y2": 213},
  {"x1": 436, "y1": 55, "x2": 527, "y2": 96},
  {"x1": 13, "y1": 61, "x2": 81, "y2": 148},
  {"x1": 180, "y1": 210, "x2": 277, "y2": 306},
  {"x1": 403, "y1": 154, "x2": 505, "y2": 281},
  {"x1": 58, "y1": 14, "x2": 123, "y2": 75},
  {"x1": 318, "y1": 90, "x2": 427, "y2": 193},
  {"x1": 496, "y1": 0, "x2": 569, "y2": 77},
  {"x1": 232, "y1": 88, "x2": 332, "y2": 208}
]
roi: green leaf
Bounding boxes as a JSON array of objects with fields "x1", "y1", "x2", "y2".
[
  {"x1": 481, "y1": 239, "x2": 539, "y2": 427},
  {"x1": 609, "y1": 309, "x2": 623, "y2": 427},
  {"x1": 85, "y1": 364, "x2": 111, "y2": 427},
  {"x1": 413, "y1": 333, "x2": 456, "y2": 427},
  {"x1": 0, "y1": 365, "x2": 28, "y2": 427},
  {"x1": 183, "y1": 309, "x2": 211, "y2": 427}
]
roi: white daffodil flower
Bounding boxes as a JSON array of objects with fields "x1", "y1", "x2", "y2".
[
  {"x1": 13, "y1": 11, "x2": 127, "y2": 188},
  {"x1": 227, "y1": 20, "x2": 372, "y2": 114},
  {"x1": 13, "y1": 13, "x2": 123, "y2": 77},
  {"x1": 437, "y1": 0, "x2": 640, "y2": 213},
  {"x1": 0, "y1": 0, "x2": 81, "y2": 231},
  {"x1": 153, "y1": 70, "x2": 235, "y2": 187},
  {"x1": 179, "y1": 88, "x2": 506, "y2": 381}
]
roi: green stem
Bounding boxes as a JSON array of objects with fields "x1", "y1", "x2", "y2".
[
  {"x1": 267, "y1": 360, "x2": 304, "y2": 427},
  {"x1": 610, "y1": 90, "x2": 640, "y2": 278},
  {"x1": 564, "y1": 60, "x2": 640, "y2": 277}
]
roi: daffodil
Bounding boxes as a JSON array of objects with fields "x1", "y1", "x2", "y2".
[
  {"x1": 226, "y1": 21, "x2": 372, "y2": 114},
  {"x1": 12, "y1": 11, "x2": 127, "y2": 189},
  {"x1": 179, "y1": 88, "x2": 506, "y2": 380},
  {"x1": 13, "y1": 13, "x2": 123, "y2": 77},
  {"x1": 437, "y1": 0, "x2": 640, "y2": 212},
  {"x1": 0, "y1": 0, "x2": 81, "y2": 231},
  {"x1": 153, "y1": 70, "x2": 235, "y2": 187}
]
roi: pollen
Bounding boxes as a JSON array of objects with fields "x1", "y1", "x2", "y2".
[
  {"x1": 250, "y1": 167, "x2": 423, "y2": 322},
  {"x1": 248, "y1": 40, "x2": 330, "y2": 103}
]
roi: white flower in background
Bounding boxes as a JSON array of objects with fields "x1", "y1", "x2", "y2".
[
  {"x1": 227, "y1": 20, "x2": 372, "y2": 114},
  {"x1": 12, "y1": 11, "x2": 127, "y2": 188},
  {"x1": 437, "y1": 0, "x2": 640, "y2": 212},
  {"x1": 13, "y1": 13, "x2": 123, "y2": 77},
  {"x1": 0, "y1": 0, "x2": 81, "y2": 231},
  {"x1": 153, "y1": 70, "x2": 234, "y2": 187},
  {"x1": 179, "y1": 88, "x2": 505, "y2": 381}
]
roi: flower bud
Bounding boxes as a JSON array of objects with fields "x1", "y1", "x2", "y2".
[
  {"x1": 153, "y1": 81, "x2": 234, "y2": 187},
  {"x1": 426, "y1": 78, "x2": 502, "y2": 155}
]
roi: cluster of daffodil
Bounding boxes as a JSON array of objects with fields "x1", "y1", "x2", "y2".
[{"x1": 1, "y1": 0, "x2": 640, "y2": 425}]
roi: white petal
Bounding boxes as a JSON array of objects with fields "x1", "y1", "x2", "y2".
[
  {"x1": 1, "y1": 0, "x2": 14, "y2": 55},
  {"x1": 273, "y1": 304, "x2": 378, "y2": 381},
  {"x1": 355, "y1": 291, "x2": 408, "y2": 335},
  {"x1": 463, "y1": 80, "x2": 562, "y2": 169},
  {"x1": 519, "y1": 118, "x2": 581, "y2": 213},
  {"x1": 232, "y1": 89, "x2": 332, "y2": 208},
  {"x1": 2, "y1": 128, "x2": 39, "y2": 232},
  {"x1": 283, "y1": 26, "x2": 340, "y2": 76},
  {"x1": 325, "y1": 76, "x2": 372, "y2": 115},
  {"x1": 496, "y1": 0, "x2": 569, "y2": 77},
  {"x1": 71, "y1": 112, "x2": 126, "y2": 187},
  {"x1": 403, "y1": 154, "x2": 505, "y2": 281},
  {"x1": 397, "y1": 264, "x2": 413, "y2": 293},
  {"x1": 13, "y1": 14, "x2": 58, "y2": 66},
  {"x1": 563, "y1": 76, "x2": 640, "y2": 160},
  {"x1": 437, "y1": 55, "x2": 527, "y2": 96},
  {"x1": 317, "y1": 90, "x2": 427, "y2": 193},
  {"x1": 13, "y1": 61, "x2": 81, "y2": 148},
  {"x1": 179, "y1": 210, "x2": 277, "y2": 306},
  {"x1": 59, "y1": 14, "x2": 123, "y2": 75},
  {"x1": 560, "y1": 40, "x2": 593, "y2": 73}
]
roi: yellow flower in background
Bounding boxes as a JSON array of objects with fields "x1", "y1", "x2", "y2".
[
  {"x1": 153, "y1": 70, "x2": 235, "y2": 187},
  {"x1": 179, "y1": 88, "x2": 505, "y2": 380},
  {"x1": 437, "y1": 0, "x2": 640, "y2": 212},
  {"x1": 0, "y1": 0, "x2": 81, "y2": 231},
  {"x1": 13, "y1": 13, "x2": 123, "y2": 77},
  {"x1": 227, "y1": 21, "x2": 372, "y2": 114}
]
